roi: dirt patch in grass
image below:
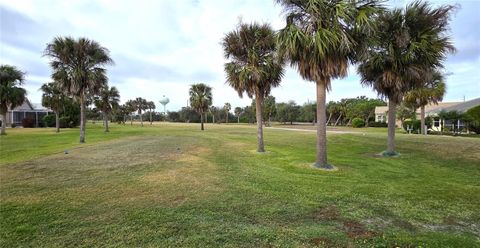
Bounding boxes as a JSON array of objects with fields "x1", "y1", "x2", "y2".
[
  {"x1": 342, "y1": 220, "x2": 376, "y2": 239},
  {"x1": 312, "y1": 205, "x2": 340, "y2": 221}
]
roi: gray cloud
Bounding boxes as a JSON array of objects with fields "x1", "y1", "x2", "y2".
[{"x1": 0, "y1": 6, "x2": 44, "y2": 52}]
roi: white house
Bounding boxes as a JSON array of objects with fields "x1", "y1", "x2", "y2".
[
  {"x1": 427, "y1": 97, "x2": 480, "y2": 132},
  {"x1": 0, "y1": 98, "x2": 52, "y2": 127},
  {"x1": 374, "y1": 98, "x2": 479, "y2": 131}
]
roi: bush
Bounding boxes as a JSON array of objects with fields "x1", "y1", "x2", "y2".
[
  {"x1": 43, "y1": 115, "x2": 56, "y2": 127},
  {"x1": 59, "y1": 116, "x2": 72, "y2": 128},
  {"x1": 368, "y1": 121, "x2": 388, "y2": 127},
  {"x1": 22, "y1": 118, "x2": 35, "y2": 128},
  {"x1": 403, "y1": 119, "x2": 421, "y2": 133},
  {"x1": 351, "y1": 118, "x2": 365, "y2": 128}
]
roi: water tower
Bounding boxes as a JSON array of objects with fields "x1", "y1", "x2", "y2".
[{"x1": 159, "y1": 95, "x2": 170, "y2": 115}]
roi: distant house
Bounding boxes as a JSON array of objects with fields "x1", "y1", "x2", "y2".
[
  {"x1": 1, "y1": 98, "x2": 52, "y2": 127},
  {"x1": 374, "y1": 98, "x2": 480, "y2": 131},
  {"x1": 427, "y1": 97, "x2": 480, "y2": 132}
]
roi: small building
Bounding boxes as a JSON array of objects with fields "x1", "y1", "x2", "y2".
[
  {"x1": 374, "y1": 98, "x2": 480, "y2": 132},
  {"x1": 427, "y1": 97, "x2": 480, "y2": 132},
  {"x1": 1, "y1": 99, "x2": 52, "y2": 127}
]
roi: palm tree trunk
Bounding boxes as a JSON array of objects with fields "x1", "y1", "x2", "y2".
[
  {"x1": 326, "y1": 113, "x2": 332, "y2": 126},
  {"x1": 55, "y1": 112, "x2": 60, "y2": 133},
  {"x1": 150, "y1": 111, "x2": 153, "y2": 125},
  {"x1": 386, "y1": 100, "x2": 397, "y2": 155},
  {"x1": 200, "y1": 112, "x2": 204, "y2": 130},
  {"x1": 420, "y1": 105, "x2": 426, "y2": 135},
  {"x1": 255, "y1": 94, "x2": 265, "y2": 152},
  {"x1": 79, "y1": 98, "x2": 86, "y2": 143},
  {"x1": 315, "y1": 81, "x2": 328, "y2": 168},
  {"x1": 140, "y1": 111, "x2": 143, "y2": 127},
  {"x1": 226, "y1": 111, "x2": 228, "y2": 123},
  {"x1": 1, "y1": 112, "x2": 6, "y2": 135},
  {"x1": 212, "y1": 114, "x2": 215, "y2": 124},
  {"x1": 104, "y1": 113, "x2": 109, "y2": 132},
  {"x1": 130, "y1": 114, "x2": 133, "y2": 126},
  {"x1": 334, "y1": 113, "x2": 342, "y2": 126},
  {"x1": 237, "y1": 116, "x2": 240, "y2": 123}
]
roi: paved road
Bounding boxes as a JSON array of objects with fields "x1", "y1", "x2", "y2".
[{"x1": 267, "y1": 127, "x2": 360, "y2": 134}]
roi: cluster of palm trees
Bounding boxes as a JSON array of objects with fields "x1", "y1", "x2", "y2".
[
  {"x1": 222, "y1": 0, "x2": 455, "y2": 167},
  {"x1": 123, "y1": 97, "x2": 156, "y2": 126}
]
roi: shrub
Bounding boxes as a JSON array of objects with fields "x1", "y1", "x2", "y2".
[
  {"x1": 351, "y1": 118, "x2": 365, "y2": 128},
  {"x1": 11, "y1": 123, "x2": 16, "y2": 128},
  {"x1": 403, "y1": 119, "x2": 421, "y2": 133},
  {"x1": 368, "y1": 121, "x2": 388, "y2": 127},
  {"x1": 59, "y1": 116, "x2": 72, "y2": 128},
  {"x1": 43, "y1": 115, "x2": 56, "y2": 127},
  {"x1": 21, "y1": 118, "x2": 35, "y2": 128}
]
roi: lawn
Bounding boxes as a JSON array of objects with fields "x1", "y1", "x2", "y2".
[{"x1": 1, "y1": 123, "x2": 479, "y2": 247}]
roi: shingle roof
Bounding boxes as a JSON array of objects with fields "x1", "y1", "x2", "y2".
[{"x1": 427, "y1": 97, "x2": 480, "y2": 114}]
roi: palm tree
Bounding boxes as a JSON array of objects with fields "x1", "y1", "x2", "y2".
[
  {"x1": 0, "y1": 65, "x2": 26, "y2": 135},
  {"x1": 404, "y1": 70, "x2": 446, "y2": 135},
  {"x1": 234, "y1": 107, "x2": 242, "y2": 123},
  {"x1": 125, "y1": 100, "x2": 136, "y2": 125},
  {"x1": 134, "y1": 97, "x2": 148, "y2": 127},
  {"x1": 40, "y1": 82, "x2": 65, "y2": 133},
  {"x1": 94, "y1": 85, "x2": 120, "y2": 132},
  {"x1": 276, "y1": 0, "x2": 379, "y2": 167},
  {"x1": 209, "y1": 106, "x2": 218, "y2": 123},
  {"x1": 147, "y1": 101, "x2": 156, "y2": 125},
  {"x1": 263, "y1": 95, "x2": 276, "y2": 127},
  {"x1": 223, "y1": 22, "x2": 284, "y2": 152},
  {"x1": 358, "y1": 2, "x2": 455, "y2": 155},
  {"x1": 189, "y1": 83, "x2": 212, "y2": 130},
  {"x1": 224, "y1": 102, "x2": 231, "y2": 123},
  {"x1": 44, "y1": 37, "x2": 113, "y2": 143}
]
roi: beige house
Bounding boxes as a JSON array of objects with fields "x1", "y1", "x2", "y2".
[
  {"x1": 1, "y1": 99, "x2": 52, "y2": 127},
  {"x1": 374, "y1": 99, "x2": 479, "y2": 131},
  {"x1": 427, "y1": 97, "x2": 480, "y2": 132}
]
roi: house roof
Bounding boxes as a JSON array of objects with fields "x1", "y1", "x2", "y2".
[
  {"x1": 10, "y1": 98, "x2": 51, "y2": 112},
  {"x1": 374, "y1": 100, "x2": 472, "y2": 115},
  {"x1": 427, "y1": 97, "x2": 480, "y2": 115}
]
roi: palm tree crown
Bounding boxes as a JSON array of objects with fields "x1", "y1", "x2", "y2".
[
  {"x1": 0, "y1": 65, "x2": 27, "y2": 135},
  {"x1": 404, "y1": 70, "x2": 446, "y2": 107},
  {"x1": 358, "y1": 2, "x2": 455, "y2": 103},
  {"x1": 95, "y1": 86, "x2": 120, "y2": 115},
  {"x1": 45, "y1": 37, "x2": 113, "y2": 98},
  {"x1": 276, "y1": 0, "x2": 379, "y2": 86},
  {"x1": 189, "y1": 83, "x2": 212, "y2": 114},
  {"x1": 223, "y1": 22, "x2": 284, "y2": 99}
]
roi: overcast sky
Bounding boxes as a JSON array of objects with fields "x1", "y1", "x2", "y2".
[{"x1": 1, "y1": 0, "x2": 479, "y2": 111}]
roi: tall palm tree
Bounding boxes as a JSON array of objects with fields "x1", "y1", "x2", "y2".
[
  {"x1": 234, "y1": 107, "x2": 242, "y2": 123},
  {"x1": 0, "y1": 65, "x2": 27, "y2": 135},
  {"x1": 147, "y1": 101, "x2": 156, "y2": 125},
  {"x1": 44, "y1": 37, "x2": 113, "y2": 143},
  {"x1": 223, "y1": 22, "x2": 284, "y2": 152},
  {"x1": 125, "y1": 100, "x2": 136, "y2": 125},
  {"x1": 224, "y1": 102, "x2": 231, "y2": 123},
  {"x1": 40, "y1": 82, "x2": 65, "y2": 133},
  {"x1": 94, "y1": 85, "x2": 120, "y2": 132},
  {"x1": 276, "y1": 0, "x2": 379, "y2": 167},
  {"x1": 134, "y1": 97, "x2": 148, "y2": 127},
  {"x1": 189, "y1": 83, "x2": 212, "y2": 130},
  {"x1": 358, "y1": 2, "x2": 455, "y2": 155},
  {"x1": 404, "y1": 70, "x2": 446, "y2": 135}
]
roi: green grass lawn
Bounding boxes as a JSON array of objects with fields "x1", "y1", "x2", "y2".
[{"x1": 1, "y1": 123, "x2": 479, "y2": 247}]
